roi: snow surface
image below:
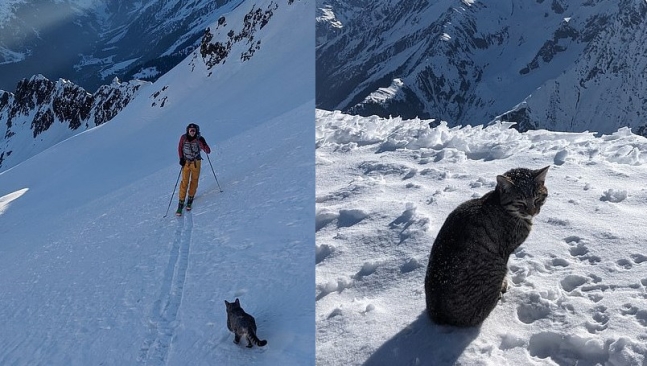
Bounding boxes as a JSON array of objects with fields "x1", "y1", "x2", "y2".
[
  {"x1": 316, "y1": 110, "x2": 647, "y2": 366},
  {"x1": 0, "y1": 0, "x2": 314, "y2": 365}
]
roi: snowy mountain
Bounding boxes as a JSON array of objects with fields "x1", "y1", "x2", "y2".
[
  {"x1": 0, "y1": 1, "x2": 314, "y2": 365},
  {"x1": 0, "y1": 75, "x2": 146, "y2": 171},
  {"x1": 316, "y1": 109, "x2": 647, "y2": 365},
  {"x1": 316, "y1": 0, "x2": 647, "y2": 135},
  {"x1": 0, "y1": 0, "x2": 243, "y2": 93},
  {"x1": 0, "y1": 0, "x2": 298, "y2": 173}
]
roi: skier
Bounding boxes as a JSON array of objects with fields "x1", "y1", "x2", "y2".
[{"x1": 176, "y1": 123, "x2": 211, "y2": 216}]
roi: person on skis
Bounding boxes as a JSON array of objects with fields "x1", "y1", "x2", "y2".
[{"x1": 176, "y1": 123, "x2": 211, "y2": 216}]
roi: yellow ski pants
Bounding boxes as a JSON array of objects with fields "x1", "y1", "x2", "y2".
[{"x1": 179, "y1": 160, "x2": 201, "y2": 201}]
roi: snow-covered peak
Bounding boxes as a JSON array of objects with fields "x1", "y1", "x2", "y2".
[{"x1": 317, "y1": 0, "x2": 647, "y2": 135}]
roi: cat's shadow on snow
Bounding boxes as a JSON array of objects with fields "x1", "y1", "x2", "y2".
[{"x1": 363, "y1": 311, "x2": 479, "y2": 366}]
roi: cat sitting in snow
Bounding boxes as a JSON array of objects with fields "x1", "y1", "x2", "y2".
[
  {"x1": 225, "y1": 298, "x2": 267, "y2": 348},
  {"x1": 425, "y1": 166, "x2": 549, "y2": 327}
]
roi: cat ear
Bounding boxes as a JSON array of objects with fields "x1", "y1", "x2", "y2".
[
  {"x1": 496, "y1": 175, "x2": 514, "y2": 191},
  {"x1": 533, "y1": 166, "x2": 550, "y2": 184},
  {"x1": 235, "y1": 298, "x2": 240, "y2": 306},
  {"x1": 225, "y1": 300, "x2": 230, "y2": 306}
]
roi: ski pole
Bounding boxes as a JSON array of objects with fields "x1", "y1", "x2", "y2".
[
  {"x1": 206, "y1": 153, "x2": 223, "y2": 192},
  {"x1": 164, "y1": 167, "x2": 183, "y2": 217}
]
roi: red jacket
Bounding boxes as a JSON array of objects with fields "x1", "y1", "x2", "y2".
[{"x1": 178, "y1": 134, "x2": 211, "y2": 161}]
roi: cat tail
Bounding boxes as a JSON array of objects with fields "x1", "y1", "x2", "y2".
[{"x1": 249, "y1": 331, "x2": 267, "y2": 347}]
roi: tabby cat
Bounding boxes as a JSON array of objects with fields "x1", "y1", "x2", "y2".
[
  {"x1": 225, "y1": 298, "x2": 268, "y2": 348},
  {"x1": 424, "y1": 166, "x2": 549, "y2": 327}
]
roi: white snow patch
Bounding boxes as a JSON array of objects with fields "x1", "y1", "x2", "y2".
[
  {"x1": 317, "y1": 6, "x2": 343, "y2": 29},
  {"x1": 132, "y1": 67, "x2": 162, "y2": 80},
  {"x1": 363, "y1": 78, "x2": 405, "y2": 105},
  {"x1": 0, "y1": 187, "x2": 28, "y2": 215}
]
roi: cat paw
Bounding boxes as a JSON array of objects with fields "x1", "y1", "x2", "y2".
[{"x1": 501, "y1": 278, "x2": 509, "y2": 294}]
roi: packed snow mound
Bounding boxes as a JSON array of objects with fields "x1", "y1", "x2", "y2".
[
  {"x1": 316, "y1": 109, "x2": 647, "y2": 366},
  {"x1": 316, "y1": 110, "x2": 647, "y2": 166}
]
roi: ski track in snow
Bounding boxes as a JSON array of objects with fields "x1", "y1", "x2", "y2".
[
  {"x1": 139, "y1": 214, "x2": 194, "y2": 365},
  {"x1": 315, "y1": 110, "x2": 647, "y2": 366}
]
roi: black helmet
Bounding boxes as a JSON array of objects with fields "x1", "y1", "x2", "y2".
[{"x1": 186, "y1": 123, "x2": 200, "y2": 135}]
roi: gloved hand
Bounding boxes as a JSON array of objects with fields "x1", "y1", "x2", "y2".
[{"x1": 180, "y1": 158, "x2": 186, "y2": 166}]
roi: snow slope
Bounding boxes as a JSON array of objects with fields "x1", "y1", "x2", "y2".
[
  {"x1": 316, "y1": 110, "x2": 647, "y2": 366},
  {"x1": 0, "y1": 1, "x2": 314, "y2": 365}
]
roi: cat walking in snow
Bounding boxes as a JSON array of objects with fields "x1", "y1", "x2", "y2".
[{"x1": 225, "y1": 298, "x2": 268, "y2": 348}]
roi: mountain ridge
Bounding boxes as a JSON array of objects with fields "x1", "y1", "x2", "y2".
[
  {"x1": 0, "y1": 0, "x2": 301, "y2": 173},
  {"x1": 316, "y1": 0, "x2": 647, "y2": 135},
  {"x1": 0, "y1": 0, "x2": 243, "y2": 93}
]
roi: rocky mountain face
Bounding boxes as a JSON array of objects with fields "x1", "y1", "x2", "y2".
[
  {"x1": 317, "y1": 0, "x2": 647, "y2": 135},
  {"x1": 198, "y1": 1, "x2": 280, "y2": 69},
  {"x1": 0, "y1": 75, "x2": 147, "y2": 171},
  {"x1": 0, "y1": 0, "x2": 243, "y2": 93}
]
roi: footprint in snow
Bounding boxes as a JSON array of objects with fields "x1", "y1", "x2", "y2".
[
  {"x1": 402, "y1": 168, "x2": 417, "y2": 180},
  {"x1": 616, "y1": 258, "x2": 633, "y2": 270},
  {"x1": 337, "y1": 209, "x2": 369, "y2": 228},
  {"x1": 621, "y1": 304, "x2": 647, "y2": 327},
  {"x1": 389, "y1": 205, "x2": 428, "y2": 244},
  {"x1": 316, "y1": 184, "x2": 365, "y2": 204},
  {"x1": 546, "y1": 217, "x2": 570, "y2": 227},
  {"x1": 359, "y1": 161, "x2": 409, "y2": 177},
  {"x1": 508, "y1": 265, "x2": 529, "y2": 286},
  {"x1": 469, "y1": 177, "x2": 494, "y2": 189},
  {"x1": 316, "y1": 244, "x2": 334, "y2": 264},
  {"x1": 419, "y1": 168, "x2": 448, "y2": 180},
  {"x1": 631, "y1": 254, "x2": 647, "y2": 264},
  {"x1": 554, "y1": 149, "x2": 568, "y2": 165},
  {"x1": 548, "y1": 256, "x2": 570, "y2": 268},
  {"x1": 400, "y1": 258, "x2": 423, "y2": 274},
  {"x1": 516, "y1": 292, "x2": 552, "y2": 324},
  {"x1": 564, "y1": 237, "x2": 601, "y2": 264},
  {"x1": 527, "y1": 331, "x2": 608, "y2": 364},
  {"x1": 560, "y1": 274, "x2": 588, "y2": 292},
  {"x1": 585, "y1": 305, "x2": 609, "y2": 334},
  {"x1": 353, "y1": 262, "x2": 379, "y2": 280},
  {"x1": 316, "y1": 209, "x2": 339, "y2": 232},
  {"x1": 615, "y1": 254, "x2": 647, "y2": 270}
]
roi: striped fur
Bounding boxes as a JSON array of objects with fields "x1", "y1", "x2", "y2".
[
  {"x1": 425, "y1": 166, "x2": 549, "y2": 327},
  {"x1": 225, "y1": 298, "x2": 267, "y2": 348}
]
